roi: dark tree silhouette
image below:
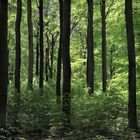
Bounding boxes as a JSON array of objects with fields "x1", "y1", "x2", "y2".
[
  {"x1": 56, "y1": 0, "x2": 63, "y2": 102},
  {"x1": 101, "y1": 0, "x2": 107, "y2": 92},
  {"x1": 36, "y1": 29, "x2": 39, "y2": 76},
  {"x1": 62, "y1": 0, "x2": 71, "y2": 125},
  {"x1": 86, "y1": 0, "x2": 94, "y2": 94},
  {"x1": 27, "y1": 0, "x2": 34, "y2": 89},
  {"x1": 39, "y1": 0, "x2": 44, "y2": 93},
  {"x1": 45, "y1": 33, "x2": 50, "y2": 81},
  {"x1": 0, "y1": 0, "x2": 8, "y2": 128},
  {"x1": 125, "y1": 0, "x2": 137, "y2": 129},
  {"x1": 15, "y1": 0, "x2": 22, "y2": 93}
]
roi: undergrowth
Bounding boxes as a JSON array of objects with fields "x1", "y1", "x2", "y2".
[{"x1": 4, "y1": 81, "x2": 138, "y2": 139}]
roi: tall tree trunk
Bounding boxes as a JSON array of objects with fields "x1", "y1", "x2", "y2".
[
  {"x1": 110, "y1": 45, "x2": 115, "y2": 79},
  {"x1": 15, "y1": 0, "x2": 22, "y2": 93},
  {"x1": 62, "y1": 0, "x2": 71, "y2": 126},
  {"x1": 36, "y1": 29, "x2": 39, "y2": 76},
  {"x1": 56, "y1": 46, "x2": 62, "y2": 100},
  {"x1": 101, "y1": 0, "x2": 107, "y2": 92},
  {"x1": 0, "y1": 0, "x2": 8, "y2": 128},
  {"x1": 125, "y1": 0, "x2": 137, "y2": 129},
  {"x1": 110, "y1": 45, "x2": 113, "y2": 79},
  {"x1": 56, "y1": 0, "x2": 63, "y2": 100},
  {"x1": 86, "y1": 0, "x2": 94, "y2": 94},
  {"x1": 45, "y1": 47, "x2": 49, "y2": 81},
  {"x1": 39, "y1": 0, "x2": 44, "y2": 93},
  {"x1": 46, "y1": 33, "x2": 50, "y2": 81},
  {"x1": 27, "y1": 0, "x2": 34, "y2": 89},
  {"x1": 50, "y1": 35, "x2": 54, "y2": 79},
  {"x1": 14, "y1": 0, "x2": 22, "y2": 127}
]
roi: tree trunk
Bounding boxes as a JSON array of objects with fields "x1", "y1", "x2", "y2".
[
  {"x1": 46, "y1": 33, "x2": 50, "y2": 81},
  {"x1": 56, "y1": 0, "x2": 63, "y2": 100},
  {"x1": 125, "y1": 0, "x2": 137, "y2": 129},
  {"x1": 39, "y1": 0, "x2": 44, "y2": 93},
  {"x1": 62, "y1": 0, "x2": 71, "y2": 126},
  {"x1": 110, "y1": 45, "x2": 113, "y2": 79},
  {"x1": 45, "y1": 47, "x2": 49, "y2": 81},
  {"x1": 15, "y1": 0, "x2": 22, "y2": 93},
  {"x1": 50, "y1": 35, "x2": 55, "y2": 79},
  {"x1": 36, "y1": 29, "x2": 39, "y2": 76},
  {"x1": 0, "y1": 0, "x2": 8, "y2": 128},
  {"x1": 86, "y1": 0, "x2": 94, "y2": 94},
  {"x1": 101, "y1": 0, "x2": 107, "y2": 92},
  {"x1": 56, "y1": 46, "x2": 62, "y2": 101},
  {"x1": 27, "y1": 0, "x2": 34, "y2": 89},
  {"x1": 110, "y1": 45, "x2": 115, "y2": 79}
]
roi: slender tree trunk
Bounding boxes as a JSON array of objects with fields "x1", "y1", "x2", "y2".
[
  {"x1": 86, "y1": 0, "x2": 94, "y2": 95},
  {"x1": 46, "y1": 33, "x2": 50, "y2": 81},
  {"x1": 62, "y1": 0, "x2": 71, "y2": 126},
  {"x1": 0, "y1": 0, "x2": 8, "y2": 128},
  {"x1": 56, "y1": 0, "x2": 63, "y2": 100},
  {"x1": 56, "y1": 46, "x2": 62, "y2": 100},
  {"x1": 50, "y1": 35, "x2": 54, "y2": 79},
  {"x1": 9, "y1": 64, "x2": 14, "y2": 81},
  {"x1": 110, "y1": 45, "x2": 115, "y2": 79},
  {"x1": 110, "y1": 45, "x2": 113, "y2": 79},
  {"x1": 125, "y1": 0, "x2": 137, "y2": 129},
  {"x1": 39, "y1": 0, "x2": 44, "y2": 93},
  {"x1": 27, "y1": 0, "x2": 34, "y2": 89},
  {"x1": 15, "y1": 0, "x2": 22, "y2": 93},
  {"x1": 101, "y1": 0, "x2": 107, "y2": 92},
  {"x1": 45, "y1": 47, "x2": 49, "y2": 81},
  {"x1": 36, "y1": 30, "x2": 39, "y2": 76},
  {"x1": 13, "y1": 0, "x2": 22, "y2": 127}
]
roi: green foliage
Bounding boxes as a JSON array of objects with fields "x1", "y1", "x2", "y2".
[
  {"x1": 6, "y1": 82, "x2": 137, "y2": 139},
  {"x1": 71, "y1": 89, "x2": 128, "y2": 138},
  {"x1": 6, "y1": 0, "x2": 140, "y2": 139},
  {"x1": 0, "y1": 129, "x2": 8, "y2": 140}
]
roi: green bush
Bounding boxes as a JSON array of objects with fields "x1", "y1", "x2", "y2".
[{"x1": 6, "y1": 82, "x2": 135, "y2": 139}]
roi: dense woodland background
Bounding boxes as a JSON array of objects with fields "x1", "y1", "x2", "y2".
[{"x1": 0, "y1": 0, "x2": 140, "y2": 139}]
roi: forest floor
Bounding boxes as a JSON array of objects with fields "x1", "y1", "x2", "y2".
[
  {"x1": 4, "y1": 87, "x2": 140, "y2": 140},
  {"x1": 8, "y1": 130, "x2": 140, "y2": 140},
  {"x1": 12, "y1": 136, "x2": 140, "y2": 140},
  {"x1": 5, "y1": 128, "x2": 140, "y2": 140}
]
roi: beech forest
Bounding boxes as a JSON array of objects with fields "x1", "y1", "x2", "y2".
[{"x1": 0, "y1": 0, "x2": 140, "y2": 139}]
